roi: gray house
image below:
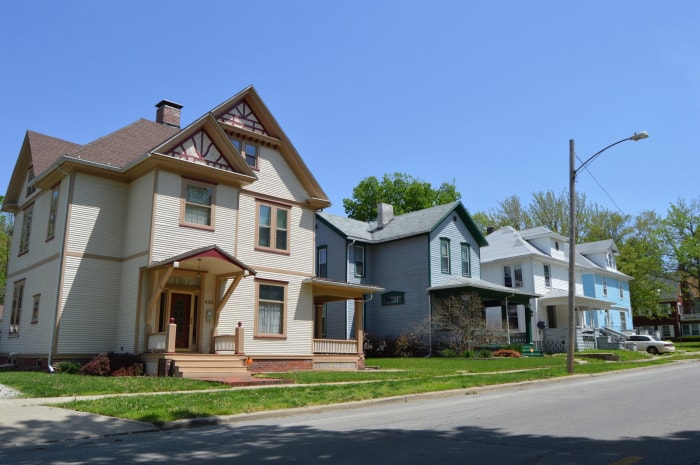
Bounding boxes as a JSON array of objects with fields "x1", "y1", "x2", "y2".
[{"x1": 315, "y1": 201, "x2": 538, "y2": 352}]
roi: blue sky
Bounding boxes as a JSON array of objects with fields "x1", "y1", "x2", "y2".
[{"x1": 2, "y1": 1, "x2": 698, "y2": 219}]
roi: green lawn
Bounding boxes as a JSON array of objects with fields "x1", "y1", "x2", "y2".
[{"x1": 1, "y1": 350, "x2": 695, "y2": 426}]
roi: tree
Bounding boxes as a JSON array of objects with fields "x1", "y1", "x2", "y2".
[
  {"x1": 617, "y1": 211, "x2": 669, "y2": 317},
  {"x1": 661, "y1": 198, "x2": 700, "y2": 313},
  {"x1": 0, "y1": 195, "x2": 13, "y2": 305},
  {"x1": 342, "y1": 173, "x2": 460, "y2": 222},
  {"x1": 430, "y1": 292, "x2": 505, "y2": 354}
]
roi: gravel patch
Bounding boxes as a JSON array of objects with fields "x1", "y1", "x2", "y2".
[{"x1": 0, "y1": 383, "x2": 21, "y2": 399}]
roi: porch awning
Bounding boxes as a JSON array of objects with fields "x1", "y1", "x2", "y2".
[
  {"x1": 538, "y1": 289, "x2": 612, "y2": 310},
  {"x1": 427, "y1": 277, "x2": 540, "y2": 305},
  {"x1": 303, "y1": 277, "x2": 384, "y2": 304},
  {"x1": 145, "y1": 245, "x2": 256, "y2": 276}
]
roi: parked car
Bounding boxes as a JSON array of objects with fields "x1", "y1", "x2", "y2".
[{"x1": 627, "y1": 335, "x2": 676, "y2": 354}]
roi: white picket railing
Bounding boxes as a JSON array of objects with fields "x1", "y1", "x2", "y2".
[
  {"x1": 147, "y1": 333, "x2": 167, "y2": 352},
  {"x1": 313, "y1": 339, "x2": 358, "y2": 354}
]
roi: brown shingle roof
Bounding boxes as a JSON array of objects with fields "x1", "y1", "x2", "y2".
[
  {"x1": 26, "y1": 131, "x2": 81, "y2": 177},
  {"x1": 69, "y1": 119, "x2": 179, "y2": 169}
]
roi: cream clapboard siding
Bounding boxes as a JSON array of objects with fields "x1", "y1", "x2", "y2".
[
  {"x1": 114, "y1": 174, "x2": 154, "y2": 352},
  {"x1": 244, "y1": 146, "x2": 309, "y2": 201},
  {"x1": 55, "y1": 173, "x2": 128, "y2": 353},
  {"x1": 0, "y1": 260, "x2": 61, "y2": 356},
  {"x1": 58, "y1": 256, "x2": 120, "y2": 353},
  {"x1": 151, "y1": 171, "x2": 239, "y2": 261}
]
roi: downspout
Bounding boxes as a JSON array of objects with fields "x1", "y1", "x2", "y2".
[{"x1": 48, "y1": 164, "x2": 72, "y2": 370}]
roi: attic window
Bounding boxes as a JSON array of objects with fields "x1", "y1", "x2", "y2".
[
  {"x1": 26, "y1": 165, "x2": 36, "y2": 197},
  {"x1": 230, "y1": 138, "x2": 258, "y2": 169}
]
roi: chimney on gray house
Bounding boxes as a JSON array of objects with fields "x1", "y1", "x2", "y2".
[
  {"x1": 377, "y1": 203, "x2": 394, "y2": 229},
  {"x1": 155, "y1": 100, "x2": 183, "y2": 128}
]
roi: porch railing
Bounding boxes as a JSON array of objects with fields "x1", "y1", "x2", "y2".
[
  {"x1": 680, "y1": 312, "x2": 700, "y2": 321},
  {"x1": 214, "y1": 334, "x2": 237, "y2": 354},
  {"x1": 147, "y1": 333, "x2": 167, "y2": 352},
  {"x1": 313, "y1": 339, "x2": 358, "y2": 355}
]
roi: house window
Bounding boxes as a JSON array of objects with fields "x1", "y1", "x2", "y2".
[
  {"x1": 26, "y1": 165, "x2": 36, "y2": 197},
  {"x1": 620, "y1": 310, "x2": 627, "y2": 330},
  {"x1": 381, "y1": 291, "x2": 405, "y2": 306},
  {"x1": 317, "y1": 246, "x2": 327, "y2": 278},
  {"x1": 9, "y1": 280, "x2": 25, "y2": 336},
  {"x1": 460, "y1": 243, "x2": 471, "y2": 277},
  {"x1": 661, "y1": 325, "x2": 672, "y2": 338},
  {"x1": 555, "y1": 242, "x2": 560, "y2": 251},
  {"x1": 19, "y1": 204, "x2": 33, "y2": 254},
  {"x1": 682, "y1": 324, "x2": 700, "y2": 336},
  {"x1": 230, "y1": 138, "x2": 259, "y2": 168},
  {"x1": 504, "y1": 264, "x2": 523, "y2": 288},
  {"x1": 257, "y1": 202, "x2": 289, "y2": 252},
  {"x1": 31, "y1": 294, "x2": 40, "y2": 324},
  {"x1": 546, "y1": 305, "x2": 557, "y2": 329},
  {"x1": 619, "y1": 286, "x2": 624, "y2": 299},
  {"x1": 181, "y1": 180, "x2": 214, "y2": 228},
  {"x1": 354, "y1": 245, "x2": 365, "y2": 277},
  {"x1": 440, "y1": 238, "x2": 450, "y2": 274},
  {"x1": 544, "y1": 264, "x2": 551, "y2": 288},
  {"x1": 255, "y1": 281, "x2": 286, "y2": 337},
  {"x1": 46, "y1": 185, "x2": 60, "y2": 240},
  {"x1": 602, "y1": 277, "x2": 608, "y2": 297}
]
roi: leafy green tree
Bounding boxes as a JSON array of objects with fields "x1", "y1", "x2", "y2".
[
  {"x1": 662, "y1": 198, "x2": 700, "y2": 313},
  {"x1": 0, "y1": 195, "x2": 12, "y2": 305},
  {"x1": 617, "y1": 211, "x2": 669, "y2": 317},
  {"x1": 342, "y1": 173, "x2": 460, "y2": 221}
]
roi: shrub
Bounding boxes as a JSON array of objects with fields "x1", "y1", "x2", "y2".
[
  {"x1": 112, "y1": 364, "x2": 144, "y2": 377},
  {"x1": 393, "y1": 332, "x2": 422, "y2": 357},
  {"x1": 439, "y1": 348, "x2": 459, "y2": 358},
  {"x1": 54, "y1": 360, "x2": 82, "y2": 374},
  {"x1": 492, "y1": 349, "x2": 521, "y2": 358},
  {"x1": 503, "y1": 344, "x2": 523, "y2": 353},
  {"x1": 461, "y1": 349, "x2": 477, "y2": 358},
  {"x1": 80, "y1": 353, "x2": 111, "y2": 376},
  {"x1": 364, "y1": 333, "x2": 389, "y2": 357},
  {"x1": 477, "y1": 350, "x2": 493, "y2": 358}
]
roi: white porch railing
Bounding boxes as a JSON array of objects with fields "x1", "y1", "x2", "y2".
[
  {"x1": 147, "y1": 333, "x2": 167, "y2": 352},
  {"x1": 680, "y1": 313, "x2": 700, "y2": 321},
  {"x1": 214, "y1": 334, "x2": 237, "y2": 354},
  {"x1": 313, "y1": 339, "x2": 358, "y2": 355}
]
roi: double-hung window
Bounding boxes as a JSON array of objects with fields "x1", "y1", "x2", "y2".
[
  {"x1": 47, "y1": 185, "x2": 60, "y2": 240},
  {"x1": 602, "y1": 277, "x2": 608, "y2": 296},
  {"x1": 317, "y1": 246, "x2": 327, "y2": 277},
  {"x1": 9, "y1": 280, "x2": 24, "y2": 336},
  {"x1": 354, "y1": 245, "x2": 365, "y2": 277},
  {"x1": 256, "y1": 281, "x2": 286, "y2": 337},
  {"x1": 544, "y1": 264, "x2": 551, "y2": 288},
  {"x1": 504, "y1": 264, "x2": 523, "y2": 288},
  {"x1": 440, "y1": 238, "x2": 451, "y2": 274},
  {"x1": 460, "y1": 243, "x2": 471, "y2": 277},
  {"x1": 230, "y1": 138, "x2": 259, "y2": 169},
  {"x1": 182, "y1": 180, "x2": 214, "y2": 228},
  {"x1": 19, "y1": 204, "x2": 33, "y2": 254},
  {"x1": 257, "y1": 202, "x2": 289, "y2": 253}
]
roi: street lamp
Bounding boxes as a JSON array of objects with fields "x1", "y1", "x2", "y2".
[{"x1": 567, "y1": 131, "x2": 649, "y2": 374}]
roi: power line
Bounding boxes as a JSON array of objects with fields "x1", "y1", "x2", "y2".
[{"x1": 575, "y1": 154, "x2": 625, "y2": 215}]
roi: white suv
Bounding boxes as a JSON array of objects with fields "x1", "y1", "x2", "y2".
[{"x1": 627, "y1": 335, "x2": 675, "y2": 354}]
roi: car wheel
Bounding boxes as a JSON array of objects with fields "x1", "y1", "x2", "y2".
[{"x1": 647, "y1": 346, "x2": 659, "y2": 355}]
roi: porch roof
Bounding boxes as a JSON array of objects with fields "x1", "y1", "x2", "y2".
[
  {"x1": 538, "y1": 289, "x2": 613, "y2": 310},
  {"x1": 427, "y1": 277, "x2": 540, "y2": 305},
  {"x1": 145, "y1": 245, "x2": 257, "y2": 276},
  {"x1": 303, "y1": 277, "x2": 384, "y2": 304}
]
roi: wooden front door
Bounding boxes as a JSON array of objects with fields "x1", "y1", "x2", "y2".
[{"x1": 171, "y1": 293, "x2": 193, "y2": 350}]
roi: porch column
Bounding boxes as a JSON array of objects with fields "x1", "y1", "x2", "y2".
[
  {"x1": 165, "y1": 318, "x2": 176, "y2": 353},
  {"x1": 314, "y1": 304, "x2": 324, "y2": 338},
  {"x1": 354, "y1": 298, "x2": 364, "y2": 355}
]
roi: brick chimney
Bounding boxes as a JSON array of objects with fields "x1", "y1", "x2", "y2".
[
  {"x1": 377, "y1": 203, "x2": 394, "y2": 229},
  {"x1": 155, "y1": 100, "x2": 183, "y2": 128}
]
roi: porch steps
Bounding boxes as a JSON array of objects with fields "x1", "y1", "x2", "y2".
[{"x1": 168, "y1": 354, "x2": 249, "y2": 379}]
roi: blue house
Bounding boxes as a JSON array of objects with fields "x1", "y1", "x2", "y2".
[{"x1": 315, "y1": 201, "x2": 538, "y2": 352}]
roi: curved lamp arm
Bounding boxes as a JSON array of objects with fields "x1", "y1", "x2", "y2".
[{"x1": 574, "y1": 131, "x2": 649, "y2": 177}]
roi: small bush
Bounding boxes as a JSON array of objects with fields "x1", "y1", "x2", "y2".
[
  {"x1": 54, "y1": 360, "x2": 82, "y2": 374},
  {"x1": 393, "y1": 333, "x2": 423, "y2": 357},
  {"x1": 80, "y1": 353, "x2": 111, "y2": 376},
  {"x1": 439, "y1": 349, "x2": 459, "y2": 358},
  {"x1": 477, "y1": 350, "x2": 493, "y2": 358},
  {"x1": 112, "y1": 364, "x2": 144, "y2": 377},
  {"x1": 492, "y1": 349, "x2": 521, "y2": 358},
  {"x1": 364, "y1": 333, "x2": 389, "y2": 357},
  {"x1": 461, "y1": 349, "x2": 477, "y2": 358}
]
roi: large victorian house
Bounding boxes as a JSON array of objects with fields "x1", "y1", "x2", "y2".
[{"x1": 1, "y1": 86, "x2": 381, "y2": 376}]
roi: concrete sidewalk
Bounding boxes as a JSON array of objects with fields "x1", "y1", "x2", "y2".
[{"x1": 0, "y1": 396, "x2": 158, "y2": 447}]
